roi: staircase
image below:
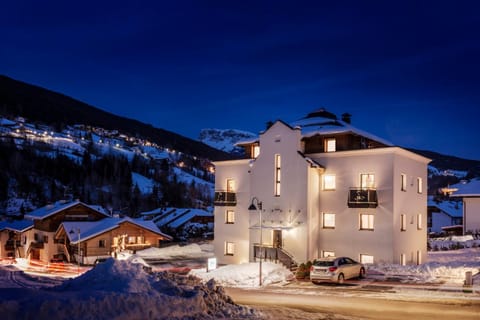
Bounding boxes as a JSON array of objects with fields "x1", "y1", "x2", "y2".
[{"x1": 253, "y1": 245, "x2": 298, "y2": 271}]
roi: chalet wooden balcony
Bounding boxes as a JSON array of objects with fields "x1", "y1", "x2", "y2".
[
  {"x1": 4, "y1": 240, "x2": 22, "y2": 251},
  {"x1": 348, "y1": 188, "x2": 378, "y2": 208},
  {"x1": 214, "y1": 191, "x2": 237, "y2": 206}
]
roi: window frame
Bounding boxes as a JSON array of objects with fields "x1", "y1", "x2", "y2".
[
  {"x1": 400, "y1": 214, "x2": 407, "y2": 231},
  {"x1": 323, "y1": 174, "x2": 336, "y2": 191},
  {"x1": 417, "y1": 213, "x2": 423, "y2": 230},
  {"x1": 325, "y1": 137, "x2": 336, "y2": 152},
  {"x1": 225, "y1": 241, "x2": 235, "y2": 256},
  {"x1": 99, "y1": 239, "x2": 106, "y2": 248},
  {"x1": 401, "y1": 174, "x2": 407, "y2": 192},
  {"x1": 360, "y1": 254, "x2": 374, "y2": 264},
  {"x1": 417, "y1": 177, "x2": 423, "y2": 194},
  {"x1": 360, "y1": 173, "x2": 375, "y2": 189},
  {"x1": 359, "y1": 213, "x2": 374, "y2": 231},
  {"x1": 274, "y1": 154, "x2": 281, "y2": 197},
  {"x1": 225, "y1": 210, "x2": 235, "y2": 224},
  {"x1": 322, "y1": 212, "x2": 335, "y2": 229}
]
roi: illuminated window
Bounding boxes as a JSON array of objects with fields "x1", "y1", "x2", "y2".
[
  {"x1": 225, "y1": 242, "x2": 235, "y2": 256},
  {"x1": 322, "y1": 251, "x2": 335, "y2": 258},
  {"x1": 360, "y1": 254, "x2": 374, "y2": 264},
  {"x1": 325, "y1": 138, "x2": 336, "y2": 152},
  {"x1": 400, "y1": 253, "x2": 406, "y2": 266},
  {"x1": 417, "y1": 177, "x2": 423, "y2": 194},
  {"x1": 128, "y1": 236, "x2": 136, "y2": 244},
  {"x1": 252, "y1": 145, "x2": 260, "y2": 158},
  {"x1": 401, "y1": 214, "x2": 407, "y2": 231},
  {"x1": 360, "y1": 173, "x2": 375, "y2": 189},
  {"x1": 274, "y1": 154, "x2": 281, "y2": 196},
  {"x1": 322, "y1": 213, "x2": 335, "y2": 229},
  {"x1": 225, "y1": 210, "x2": 235, "y2": 224},
  {"x1": 416, "y1": 250, "x2": 422, "y2": 265},
  {"x1": 323, "y1": 174, "x2": 336, "y2": 190},
  {"x1": 227, "y1": 179, "x2": 235, "y2": 192},
  {"x1": 360, "y1": 214, "x2": 374, "y2": 230},
  {"x1": 401, "y1": 174, "x2": 407, "y2": 191},
  {"x1": 417, "y1": 214, "x2": 422, "y2": 230}
]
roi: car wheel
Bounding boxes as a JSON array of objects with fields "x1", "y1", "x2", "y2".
[
  {"x1": 359, "y1": 268, "x2": 365, "y2": 279},
  {"x1": 337, "y1": 273, "x2": 345, "y2": 284}
]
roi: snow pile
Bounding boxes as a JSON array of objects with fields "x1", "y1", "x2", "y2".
[
  {"x1": 190, "y1": 262, "x2": 295, "y2": 288},
  {"x1": 135, "y1": 243, "x2": 210, "y2": 259},
  {"x1": 0, "y1": 259, "x2": 261, "y2": 319},
  {"x1": 369, "y1": 248, "x2": 480, "y2": 284},
  {"x1": 429, "y1": 235, "x2": 480, "y2": 251}
]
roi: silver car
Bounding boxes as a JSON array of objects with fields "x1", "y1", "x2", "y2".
[{"x1": 310, "y1": 256, "x2": 365, "y2": 284}]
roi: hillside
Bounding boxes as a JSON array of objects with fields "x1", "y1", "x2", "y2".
[{"x1": 0, "y1": 75, "x2": 231, "y2": 161}]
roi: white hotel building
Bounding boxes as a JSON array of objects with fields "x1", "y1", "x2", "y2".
[{"x1": 213, "y1": 109, "x2": 430, "y2": 267}]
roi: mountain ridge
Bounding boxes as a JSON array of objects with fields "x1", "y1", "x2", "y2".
[{"x1": 0, "y1": 74, "x2": 231, "y2": 161}]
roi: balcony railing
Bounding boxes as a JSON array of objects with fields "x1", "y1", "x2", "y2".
[
  {"x1": 348, "y1": 188, "x2": 378, "y2": 208},
  {"x1": 214, "y1": 191, "x2": 237, "y2": 206}
]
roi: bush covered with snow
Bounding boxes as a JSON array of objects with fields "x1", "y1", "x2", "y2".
[{"x1": 0, "y1": 258, "x2": 261, "y2": 319}]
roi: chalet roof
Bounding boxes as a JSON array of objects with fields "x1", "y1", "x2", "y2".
[
  {"x1": 167, "y1": 209, "x2": 213, "y2": 228},
  {"x1": 428, "y1": 197, "x2": 463, "y2": 218},
  {"x1": 450, "y1": 178, "x2": 480, "y2": 197},
  {"x1": 0, "y1": 219, "x2": 34, "y2": 233},
  {"x1": 60, "y1": 217, "x2": 172, "y2": 244},
  {"x1": 25, "y1": 200, "x2": 109, "y2": 220}
]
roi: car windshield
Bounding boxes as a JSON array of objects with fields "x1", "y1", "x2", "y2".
[{"x1": 313, "y1": 260, "x2": 334, "y2": 267}]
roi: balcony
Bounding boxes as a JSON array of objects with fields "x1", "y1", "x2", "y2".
[
  {"x1": 4, "y1": 240, "x2": 22, "y2": 251},
  {"x1": 214, "y1": 191, "x2": 237, "y2": 206},
  {"x1": 348, "y1": 188, "x2": 378, "y2": 208}
]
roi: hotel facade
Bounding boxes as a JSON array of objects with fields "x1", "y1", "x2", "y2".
[{"x1": 213, "y1": 109, "x2": 430, "y2": 267}]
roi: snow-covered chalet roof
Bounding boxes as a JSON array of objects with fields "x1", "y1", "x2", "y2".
[
  {"x1": 60, "y1": 217, "x2": 172, "y2": 244},
  {"x1": 167, "y1": 209, "x2": 213, "y2": 228},
  {"x1": 0, "y1": 219, "x2": 34, "y2": 233},
  {"x1": 428, "y1": 196, "x2": 463, "y2": 218},
  {"x1": 450, "y1": 178, "x2": 480, "y2": 197},
  {"x1": 25, "y1": 200, "x2": 109, "y2": 220}
]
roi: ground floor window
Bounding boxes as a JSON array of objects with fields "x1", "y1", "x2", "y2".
[
  {"x1": 360, "y1": 254, "x2": 374, "y2": 264},
  {"x1": 400, "y1": 253, "x2": 406, "y2": 266},
  {"x1": 416, "y1": 250, "x2": 422, "y2": 265},
  {"x1": 225, "y1": 241, "x2": 235, "y2": 256},
  {"x1": 322, "y1": 250, "x2": 335, "y2": 258}
]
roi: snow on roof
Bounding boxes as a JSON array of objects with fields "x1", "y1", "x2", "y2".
[
  {"x1": 140, "y1": 207, "x2": 176, "y2": 217},
  {"x1": 0, "y1": 118, "x2": 16, "y2": 126},
  {"x1": 25, "y1": 200, "x2": 109, "y2": 220},
  {"x1": 167, "y1": 209, "x2": 213, "y2": 228},
  {"x1": 428, "y1": 197, "x2": 463, "y2": 218},
  {"x1": 61, "y1": 217, "x2": 172, "y2": 244},
  {"x1": 0, "y1": 219, "x2": 34, "y2": 232},
  {"x1": 450, "y1": 178, "x2": 480, "y2": 197}
]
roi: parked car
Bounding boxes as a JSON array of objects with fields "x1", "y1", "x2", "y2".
[{"x1": 310, "y1": 256, "x2": 365, "y2": 284}]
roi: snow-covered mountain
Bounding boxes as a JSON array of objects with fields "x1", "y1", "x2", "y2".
[{"x1": 198, "y1": 128, "x2": 257, "y2": 155}]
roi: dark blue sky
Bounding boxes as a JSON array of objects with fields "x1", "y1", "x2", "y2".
[{"x1": 1, "y1": 1, "x2": 480, "y2": 160}]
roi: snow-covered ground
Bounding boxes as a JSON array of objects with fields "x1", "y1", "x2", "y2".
[{"x1": 1, "y1": 241, "x2": 479, "y2": 319}]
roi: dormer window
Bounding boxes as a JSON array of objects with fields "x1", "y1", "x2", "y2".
[{"x1": 325, "y1": 138, "x2": 336, "y2": 152}]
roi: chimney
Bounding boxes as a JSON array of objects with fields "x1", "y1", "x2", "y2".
[{"x1": 341, "y1": 113, "x2": 352, "y2": 124}]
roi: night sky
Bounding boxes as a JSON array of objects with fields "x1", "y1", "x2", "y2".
[{"x1": 1, "y1": 1, "x2": 480, "y2": 160}]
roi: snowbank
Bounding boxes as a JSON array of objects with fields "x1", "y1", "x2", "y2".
[
  {"x1": 190, "y1": 262, "x2": 295, "y2": 288},
  {"x1": 0, "y1": 259, "x2": 261, "y2": 319}
]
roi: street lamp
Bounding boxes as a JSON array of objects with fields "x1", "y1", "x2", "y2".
[{"x1": 248, "y1": 197, "x2": 263, "y2": 286}]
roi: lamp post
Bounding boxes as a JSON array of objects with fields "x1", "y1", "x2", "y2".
[{"x1": 248, "y1": 197, "x2": 263, "y2": 286}]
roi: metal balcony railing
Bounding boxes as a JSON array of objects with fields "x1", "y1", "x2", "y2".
[
  {"x1": 347, "y1": 188, "x2": 378, "y2": 208},
  {"x1": 214, "y1": 191, "x2": 237, "y2": 206}
]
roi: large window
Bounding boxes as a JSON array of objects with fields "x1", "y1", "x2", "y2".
[
  {"x1": 417, "y1": 177, "x2": 423, "y2": 194},
  {"x1": 225, "y1": 242, "x2": 235, "y2": 256},
  {"x1": 323, "y1": 174, "x2": 336, "y2": 190},
  {"x1": 322, "y1": 251, "x2": 335, "y2": 258},
  {"x1": 360, "y1": 173, "x2": 375, "y2": 189},
  {"x1": 322, "y1": 213, "x2": 335, "y2": 229},
  {"x1": 227, "y1": 179, "x2": 235, "y2": 192},
  {"x1": 225, "y1": 210, "x2": 235, "y2": 224},
  {"x1": 401, "y1": 174, "x2": 407, "y2": 191},
  {"x1": 401, "y1": 214, "x2": 407, "y2": 231},
  {"x1": 360, "y1": 214, "x2": 374, "y2": 230},
  {"x1": 274, "y1": 154, "x2": 281, "y2": 196},
  {"x1": 360, "y1": 254, "x2": 374, "y2": 264},
  {"x1": 325, "y1": 138, "x2": 336, "y2": 152}
]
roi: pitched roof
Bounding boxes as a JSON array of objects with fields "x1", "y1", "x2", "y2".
[
  {"x1": 428, "y1": 196, "x2": 463, "y2": 218},
  {"x1": 60, "y1": 217, "x2": 172, "y2": 244},
  {"x1": 450, "y1": 178, "x2": 480, "y2": 197},
  {"x1": 0, "y1": 219, "x2": 34, "y2": 232},
  {"x1": 167, "y1": 209, "x2": 213, "y2": 228},
  {"x1": 25, "y1": 200, "x2": 109, "y2": 220}
]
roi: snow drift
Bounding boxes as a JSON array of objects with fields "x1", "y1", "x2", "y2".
[{"x1": 0, "y1": 258, "x2": 261, "y2": 320}]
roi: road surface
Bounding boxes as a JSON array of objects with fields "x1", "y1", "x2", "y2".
[{"x1": 226, "y1": 285, "x2": 480, "y2": 320}]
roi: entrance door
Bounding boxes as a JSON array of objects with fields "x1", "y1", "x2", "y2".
[{"x1": 273, "y1": 230, "x2": 282, "y2": 248}]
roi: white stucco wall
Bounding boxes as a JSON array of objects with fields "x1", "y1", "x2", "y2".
[{"x1": 464, "y1": 197, "x2": 480, "y2": 234}]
